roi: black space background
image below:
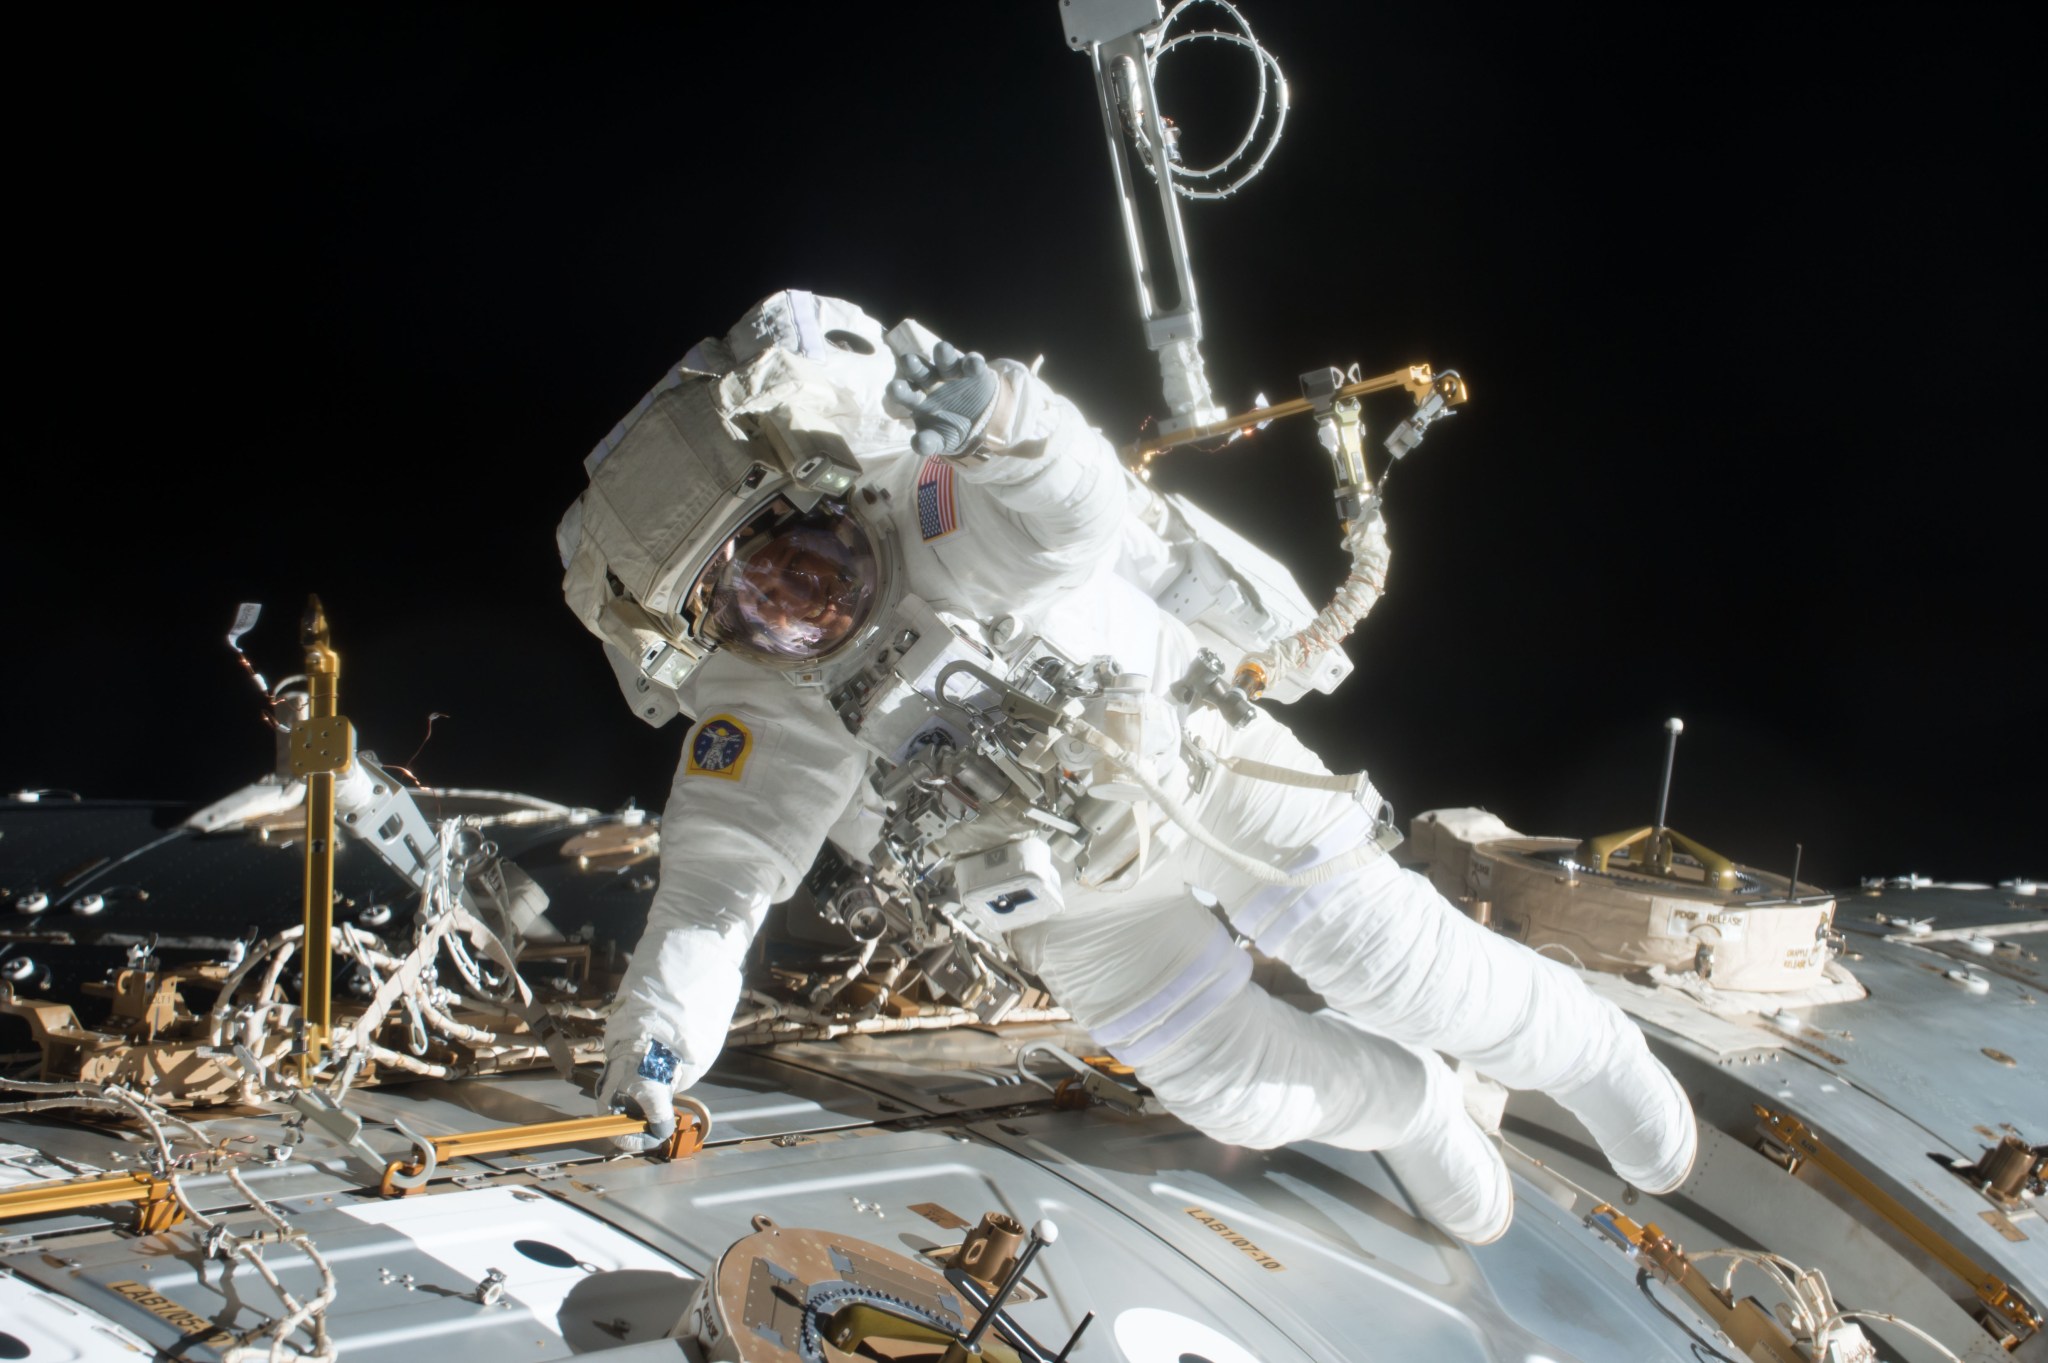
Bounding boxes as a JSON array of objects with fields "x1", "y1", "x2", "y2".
[{"x1": 12, "y1": 5, "x2": 2043, "y2": 886}]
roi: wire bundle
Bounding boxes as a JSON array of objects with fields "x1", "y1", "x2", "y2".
[{"x1": 1147, "y1": 0, "x2": 1290, "y2": 201}]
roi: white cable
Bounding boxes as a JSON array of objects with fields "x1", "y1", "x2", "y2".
[
  {"x1": 255, "y1": 938, "x2": 299, "y2": 1010},
  {"x1": 221, "y1": 1165, "x2": 338, "y2": 1363},
  {"x1": 0, "y1": 1075, "x2": 109, "y2": 1093},
  {"x1": 204, "y1": 822, "x2": 546, "y2": 1091},
  {"x1": 1151, "y1": 0, "x2": 1290, "y2": 200},
  {"x1": 356, "y1": 1039, "x2": 459, "y2": 1079},
  {"x1": 415, "y1": 991, "x2": 506, "y2": 1047},
  {"x1": 1690, "y1": 1249, "x2": 1817, "y2": 1335},
  {"x1": 0, "y1": 1079, "x2": 337, "y2": 1361},
  {"x1": 1688, "y1": 1246, "x2": 1963, "y2": 1363},
  {"x1": 0, "y1": 1095, "x2": 132, "y2": 1117},
  {"x1": 1820, "y1": 1310, "x2": 1965, "y2": 1363},
  {"x1": 325, "y1": 821, "x2": 529, "y2": 1079},
  {"x1": 1068, "y1": 721, "x2": 1379, "y2": 887},
  {"x1": 206, "y1": 929, "x2": 303, "y2": 1050},
  {"x1": 726, "y1": 1006, "x2": 1071, "y2": 1047}
]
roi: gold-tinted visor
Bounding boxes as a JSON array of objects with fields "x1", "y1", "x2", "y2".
[{"x1": 695, "y1": 502, "x2": 879, "y2": 664}]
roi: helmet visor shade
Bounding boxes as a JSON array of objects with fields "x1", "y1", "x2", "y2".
[{"x1": 700, "y1": 507, "x2": 879, "y2": 664}]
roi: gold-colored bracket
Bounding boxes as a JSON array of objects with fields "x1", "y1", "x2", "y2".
[
  {"x1": 1635, "y1": 1221, "x2": 1810, "y2": 1363},
  {"x1": 1754, "y1": 1104, "x2": 2042, "y2": 1338},
  {"x1": 1577, "y1": 825, "x2": 1739, "y2": 892},
  {"x1": 0, "y1": 1170, "x2": 185, "y2": 1231},
  {"x1": 823, "y1": 1305, "x2": 1029, "y2": 1363},
  {"x1": 378, "y1": 1103, "x2": 710, "y2": 1196},
  {"x1": 1586, "y1": 1201, "x2": 1649, "y2": 1248},
  {"x1": 1126, "y1": 364, "x2": 1470, "y2": 472},
  {"x1": 286, "y1": 718, "x2": 355, "y2": 779},
  {"x1": 1588, "y1": 1205, "x2": 1811, "y2": 1362}
]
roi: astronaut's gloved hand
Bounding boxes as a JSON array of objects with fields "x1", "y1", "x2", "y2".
[
  {"x1": 889, "y1": 342, "x2": 1004, "y2": 458},
  {"x1": 596, "y1": 1037, "x2": 680, "y2": 1153}
]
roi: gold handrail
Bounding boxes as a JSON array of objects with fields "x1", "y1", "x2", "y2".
[
  {"x1": 0, "y1": 1170, "x2": 184, "y2": 1231},
  {"x1": 1126, "y1": 365, "x2": 1468, "y2": 471},
  {"x1": 1755, "y1": 1104, "x2": 2041, "y2": 1338},
  {"x1": 378, "y1": 1102, "x2": 711, "y2": 1196}
]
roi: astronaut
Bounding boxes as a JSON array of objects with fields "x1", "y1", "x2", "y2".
[{"x1": 559, "y1": 289, "x2": 1696, "y2": 1244}]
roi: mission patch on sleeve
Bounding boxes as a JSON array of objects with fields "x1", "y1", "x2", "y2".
[{"x1": 685, "y1": 714, "x2": 753, "y2": 780}]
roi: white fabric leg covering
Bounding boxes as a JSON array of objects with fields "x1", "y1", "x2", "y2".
[
  {"x1": 1021, "y1": 900, "x2": 1510, "y2": 1239},
  {"x1": 1017, "y1": 902, "x2": 1428, "y2": 1153},
  {"x1": 1251, "y1": 856, "x2": 1629, "y2": 1088}
]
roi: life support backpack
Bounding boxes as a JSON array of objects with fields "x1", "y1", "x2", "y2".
[{"x1": 557, "y1": 367, "x2": 753, "y2": 728}]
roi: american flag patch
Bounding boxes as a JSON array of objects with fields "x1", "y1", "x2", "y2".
[{"x1": 917, "y1": 456, "x2": 958, "y2": 541}]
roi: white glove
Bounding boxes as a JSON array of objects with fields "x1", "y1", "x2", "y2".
[
  {"x1": 888, "y1": 342, "x2": 1005, "y2": 457},
  {"x1": 597, "y1": 1038, "x2": 679, "y2": 1153}
]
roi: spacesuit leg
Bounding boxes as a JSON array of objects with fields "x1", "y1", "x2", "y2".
[
  {"x1": 1011, "y1": 898, "x2": 1513, "y2": 1243},
  {"x1": 1192, "y1": 715, "x2": 1697, "y2": 1197}
]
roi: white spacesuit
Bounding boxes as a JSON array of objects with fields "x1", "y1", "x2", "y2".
[{"x1": 558, "y1": 289, "x2": 1696, "y2": 1244}]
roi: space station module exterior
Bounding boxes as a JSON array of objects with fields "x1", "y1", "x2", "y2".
[{"x1": 556, "y1": 290, "x2": 1695, "y2": 1242}]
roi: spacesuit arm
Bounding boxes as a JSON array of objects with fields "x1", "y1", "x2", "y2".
[
  {"x1": 602, "y1": 657, "x2": 871, "y2": 1093},
  {"x1": 950, "y1": 361, "x2": 1128, "y2": 581},
  {"x1": 607, "y1": 857, "x2": 777, "y2": 1094}
]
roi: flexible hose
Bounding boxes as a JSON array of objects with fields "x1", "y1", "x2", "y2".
[{"x1": 1275, "y1": 517, "x2": 1389, "y2": 673}]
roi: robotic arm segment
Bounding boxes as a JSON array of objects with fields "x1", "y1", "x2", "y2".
[
  {"x1": 332, "y1": 753, "x2": 438, "y2": 887},
  {"x1": 1065, "y1": 1, "x2": 1218, "y2": 432}
]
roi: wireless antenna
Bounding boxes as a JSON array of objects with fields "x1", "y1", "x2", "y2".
[{"x1": 1654, "y1": 717, "x2": 1684, "y2": 837}]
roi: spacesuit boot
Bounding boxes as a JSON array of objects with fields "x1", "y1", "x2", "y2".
[{"x1": 1376, "y1": 1045, "x2": 1514, "y2": 1245}]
